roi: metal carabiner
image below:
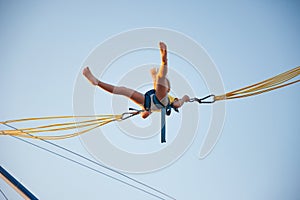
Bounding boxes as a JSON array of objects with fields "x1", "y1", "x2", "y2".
[
  {"x1": 188, "y1": 98, "x2": 199, "y2": 103},
  {"x1": 199, "y1": 94, "x2": 216, "y2": 104},
  {"x1": 189, "y1": 94, "x2": 216, "y2": 104},
  {"x1": 120, "y1": 108, "x2": 144, "y2": 120}
]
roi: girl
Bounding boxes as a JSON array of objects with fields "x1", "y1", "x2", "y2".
[{"x1": 83, "y1": 42, "x2": 190, "y2": 118}]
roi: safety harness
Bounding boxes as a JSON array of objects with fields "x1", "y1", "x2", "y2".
[{"x1": 143, "y1": 89, "x2": 179, "y2": 143}]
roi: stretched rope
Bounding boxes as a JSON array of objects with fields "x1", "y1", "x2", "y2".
[
  {"x1": 189, "y1": 66, "x2": 299, "y2": 103},
  {"x1": 0, "y1": 114, "x2": 123, "y2": 140},
  {"x1": 215, "y1": 66, "x2": 300, "y2": 101}
]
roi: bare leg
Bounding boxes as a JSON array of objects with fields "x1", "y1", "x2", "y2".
[
  {"x1": 155, "y1": 42, "x2": 169, "y2": 101},
  {"x1": 83, "y1": 67, "x2": 145, "y2": 105}
]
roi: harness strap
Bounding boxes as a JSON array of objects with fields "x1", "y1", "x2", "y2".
[
  {"x1": 143, "y1": 89, "x2": 155, "y2": 111},
  {"x1": 152, "y1": 93, "x2": 165, "y2": 109},
  {"x1": 161, "y1": 108, "x2": 166, "y2": 143},
  {"x1": 143, "y1": 89, "x2": 179, "y2": 143}
]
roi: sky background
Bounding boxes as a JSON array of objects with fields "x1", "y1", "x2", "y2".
[{"x1": 0, "y1": 0, "x2": 299, "y2": 200}]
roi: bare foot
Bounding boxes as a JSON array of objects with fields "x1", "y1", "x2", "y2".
[
  {"x1": 83, "y1": 67, "x2": 99, "y2": 85},
  {"x1": 159, "y1": 42, "x2": 167, "y2": 64}
]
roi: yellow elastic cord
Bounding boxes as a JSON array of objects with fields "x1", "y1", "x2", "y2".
[
  {"x1": 0, "y1": 114, "x2": 122, "y2": 140},
  {"x1": 215, "y1": 66, "x2": 300, "y2": 101}
]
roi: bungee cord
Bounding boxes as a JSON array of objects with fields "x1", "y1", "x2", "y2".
[
  {"x1": 190, "y1": 66, "x2": 300, "y2": 103},
  {"x1": 0, "y1": 109, "x2": 145, "y2": 140},
  {"x1": 0, "y1": 114, "x2": 122, "y2": 140},
  {"x1": 215, "y1": 65, "x2": 300, "y2": 101}
]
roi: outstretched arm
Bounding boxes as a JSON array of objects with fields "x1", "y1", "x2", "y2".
[{"x1": 172, "y1": 95, "x2": 190, "y2": 109}]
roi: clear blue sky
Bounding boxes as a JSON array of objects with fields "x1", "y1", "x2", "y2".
[{"x1": 0, "y1": 1, "x2": 299, "y2": 199}]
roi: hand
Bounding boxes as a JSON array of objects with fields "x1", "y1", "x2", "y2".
[
  {"x1": 150, "y1": 67, "x2": 158, "y2": 77},
  {"x1": 182, "y1": 95, "x2": 190, "y2": 102},
  {"x1": 141, "y1": 111, "x2": 151, "y2": 119}
]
